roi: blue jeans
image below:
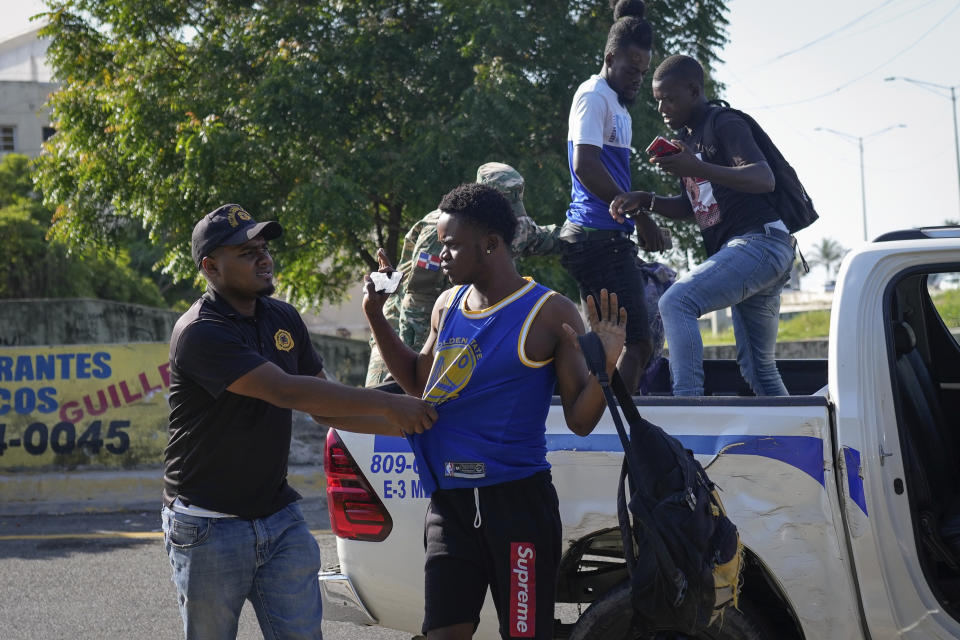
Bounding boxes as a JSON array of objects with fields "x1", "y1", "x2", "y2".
[
  {"x1": 161, "y1": 502, "x2": 323, "y2": 640},
  {"x1": 659, "y1": 231, "x2": 794, "y2": 396}
]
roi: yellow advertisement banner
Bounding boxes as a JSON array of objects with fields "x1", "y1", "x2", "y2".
[{"x1": 0, "y1": 343, "x2": 170, "y2": 470}]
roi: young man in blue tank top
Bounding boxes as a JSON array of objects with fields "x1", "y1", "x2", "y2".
[{"x1": 363, "y1": 183, "x2": 626, "y2": 640}]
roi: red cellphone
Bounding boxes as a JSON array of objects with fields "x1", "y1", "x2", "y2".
[{"x1": 645, "y1": 135, "x2": 681, "y2": 157}]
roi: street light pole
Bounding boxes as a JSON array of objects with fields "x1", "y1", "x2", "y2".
[
  {"x1": 815, "y1": 124, "x2": 907, "y2": 241},
  {"x1": 858, "y1": 136, "x2": 866, "y2": 242},
  {"x1": 886, "y1": 77, "x2": 960, "y2": 218}
]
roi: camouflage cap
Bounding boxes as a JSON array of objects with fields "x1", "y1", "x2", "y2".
[{"x1": 476, "y1": 162, "x2": 526, "y2": 219}]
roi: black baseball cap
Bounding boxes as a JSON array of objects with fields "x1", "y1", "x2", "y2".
[{"x1": 192, "y1": 204, "x2": 282, "y2": 269}]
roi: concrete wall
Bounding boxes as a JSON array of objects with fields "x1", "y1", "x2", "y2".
[
  {"x1": 702, "y1": 339, "x2": 828, "y2": 360},
  {"x1": 0, "y1": 298, "x2": 181, "y2": 347}
]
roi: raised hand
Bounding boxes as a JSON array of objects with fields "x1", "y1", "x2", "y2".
[
  {"x1": 583, "y1": 289, "x2": 627, "y2": 372},
  {"x1": 561, "y1": 289, "x2": 627, "y2": 373},
  {"x1": 362, "y1": 247, "x2": 404, "y2": 316}
]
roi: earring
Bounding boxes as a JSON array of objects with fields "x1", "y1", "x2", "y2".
[{"x1": 486, "y1": 249, "x2": 492, "y2": 254}]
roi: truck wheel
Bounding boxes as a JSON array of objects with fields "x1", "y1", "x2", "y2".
[{"x1": 567, "y1": 582, "x2": 772, "y2": 640}]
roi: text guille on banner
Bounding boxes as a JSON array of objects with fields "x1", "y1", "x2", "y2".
[{"x1": 0, "y1": 343, "x2": 170, "y2": 470}]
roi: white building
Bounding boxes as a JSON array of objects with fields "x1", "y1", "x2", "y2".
[{"x1": 0, "y1": 24, "x2": 56, "y2": 158}]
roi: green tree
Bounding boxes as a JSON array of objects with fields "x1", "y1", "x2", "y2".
[
  {"x1": 0, "y1": 153, "x2": 167, "y2": 305},
  {"x1": 0, "y1": 203, "x2": 168, "y2": 305},
  {"x1": 808, "y1": 237, "x2": 848, "y2": 280},
  {"x1": 36, "y1": 0, "x2": 728, "y2": 307},
  {"x1": 0, "y1": 153, "x2": 36, "y2": 209}
]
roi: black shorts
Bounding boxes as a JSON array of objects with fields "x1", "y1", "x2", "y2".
[
  {"x1": 422, "y1": 471, "x2": 561, "y2": 639},
  {"x1": 560, "y1": 233, "x2": 651, "y2": 345}
]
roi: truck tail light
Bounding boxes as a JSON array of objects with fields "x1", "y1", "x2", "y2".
[{"x1": 324, "y1": 429, "x2": 393, "y2": 541}]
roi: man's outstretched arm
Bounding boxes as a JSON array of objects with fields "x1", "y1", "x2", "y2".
[
  {"x1": 227, "y1": 364, "x2": 436, "y2": 435},
  {"x1": 574, "y1": 144, "x2": 665, "y2": 251},
  {"x1": 610, "y1": 191, "x2": 694, "y2": 223},
  {"x1": 309, "y1": 371, "x2": 402, "y2": 436}
]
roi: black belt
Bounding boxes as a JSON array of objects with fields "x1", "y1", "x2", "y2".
[{"x1": 559, "y1": 225, "x2": 631, "y2": 243}]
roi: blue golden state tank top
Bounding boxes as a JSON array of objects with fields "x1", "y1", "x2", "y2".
[{"x1": 408, "y1": 279, "x2": 557, "y2": 496}]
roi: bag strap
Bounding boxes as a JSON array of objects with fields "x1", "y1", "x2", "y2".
[
  {"x1": 796, "y1": 245, "x2": 811, "y2": 274},
  {"x1": 578, "y1": 332, "x2": 692, "y2": 487},
  {"x1": 577, "y1": 332, "x2": 643, "y2": 481},
  {"x1": 603, "y1": 345, "x2": 696, "y2": 499},
  {"x1": 577, "y1": 331, "x2": 689, "y2": 606}
]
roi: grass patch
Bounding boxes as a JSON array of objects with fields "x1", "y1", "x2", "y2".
[
  {"x1": 932, "y1": 289, "x2": 960, "y2": 329},
  {"x1": 700, "y1": 309, "x2": 831, "y2": 346},
  {"x1": 778, "y1": 309, "x2": 831, "y2": 341},
  {"x1": 697, "y1": 287, "x2": 959, "y2": 347},
  {"x1": 701, "y1": 327, "x2": 736, "y2": 346}
]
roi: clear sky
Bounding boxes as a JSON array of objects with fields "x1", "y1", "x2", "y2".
[
  {"x1": 6, "y1": 0, "x2": 959, "y2": 286},
  {"x1": 713, "y1": 0, "x2": 959, "y2": 284}
]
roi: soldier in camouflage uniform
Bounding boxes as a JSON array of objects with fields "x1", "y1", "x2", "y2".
[{"x1": 365, "y1": 162, "x2": 561, "y2": 386}]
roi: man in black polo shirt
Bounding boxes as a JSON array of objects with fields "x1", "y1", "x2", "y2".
[
  {"x1": 610, "y1": 55, "x2": 796, "y2": 397},
  {"x1": 162, "y1": 204, "x2": 436, "y2": 640}
]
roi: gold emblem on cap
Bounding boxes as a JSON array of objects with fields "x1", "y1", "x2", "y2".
[
  {"x1": 274, "y1": 329, "x2": 294, "y2": 352},
  {"x1": 226, "y1": 205, "x2": 252, "y2": 228}
]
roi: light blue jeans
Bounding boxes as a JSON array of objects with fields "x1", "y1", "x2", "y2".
[
  {"x1": 659, "y1": 231, "x2": 795, "y2": 396},
  {"x1": 161, "y1": 502, "x2": 323, "y2": 640}
]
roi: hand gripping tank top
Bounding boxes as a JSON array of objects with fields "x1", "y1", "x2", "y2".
[{"x1": 409, "y1": 279, "x2": 557, "y2": 496}]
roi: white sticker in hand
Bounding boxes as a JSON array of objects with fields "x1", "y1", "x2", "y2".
[{"x1": 370, "y1": 271, "x2": 402, "y2": 293}]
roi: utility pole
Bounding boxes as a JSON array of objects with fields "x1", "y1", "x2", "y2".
[
  {"x1": 886, "y1": 77, "x2": 960, "y2": 219},
  {"x1": 815, "y1": 125, "x2": 907, "y2": 241}
]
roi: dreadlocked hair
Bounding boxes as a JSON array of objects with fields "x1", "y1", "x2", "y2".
[{"x1": 605, "y1": 0, "x2": 653, "y2": 55}]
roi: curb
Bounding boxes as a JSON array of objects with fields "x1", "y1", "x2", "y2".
[{"x1": 0, "y1": 466, "x2": 327, "y2": 516}]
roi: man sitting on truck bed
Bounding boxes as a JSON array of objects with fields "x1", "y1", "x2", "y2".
[{"x1": 363, "y1": 182, "x2": 627, "y2": 640}]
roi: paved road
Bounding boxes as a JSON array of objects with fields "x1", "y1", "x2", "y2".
[{"x1": 0, "y1": 498, "x2": 414, "y2": 640}]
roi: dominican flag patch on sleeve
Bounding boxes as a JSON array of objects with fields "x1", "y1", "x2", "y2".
[{"x1": 416, "y1": 252, "x2": 441, "y2": 271}]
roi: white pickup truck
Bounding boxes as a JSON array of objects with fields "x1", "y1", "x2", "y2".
[{"x1": 319, "y1": 228, "x2": 960, "y2": 639}]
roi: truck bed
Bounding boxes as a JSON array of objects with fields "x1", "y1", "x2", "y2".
[{"x1": 621, "y1": 357, "x2": 827, "y2": 396}]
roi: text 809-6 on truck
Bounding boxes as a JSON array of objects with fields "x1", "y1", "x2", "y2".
[{"x1": 320, "y1": 227, "x2": 960, "y2": 639}]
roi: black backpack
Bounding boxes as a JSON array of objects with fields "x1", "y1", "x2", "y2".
[
  {"x1": 703, "y1": 99, "x2": 818, "y2": 235},
  {"x1": 575, "y1": 332, "x2": 743, "y2": 636}
]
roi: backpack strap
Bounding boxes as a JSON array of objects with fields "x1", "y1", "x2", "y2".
[
  {"x1": 577, "y1": 331, "x2": 690, "y2": 606},
  {"x1": 577, "y1": 332, "x2": 693, "y2": 490},
  {"x1": 577, "y1": 332, "x2": 642, "y2": 479},
  {"x1": 796, "y1": 245, "x2": 811, "y2": 274},
  {"x1": 704, "y1": 99, "x2": 818, "y2": 236},
  {"x1": 700, "y1": 99, "x2": 728, "y2": 162}
]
